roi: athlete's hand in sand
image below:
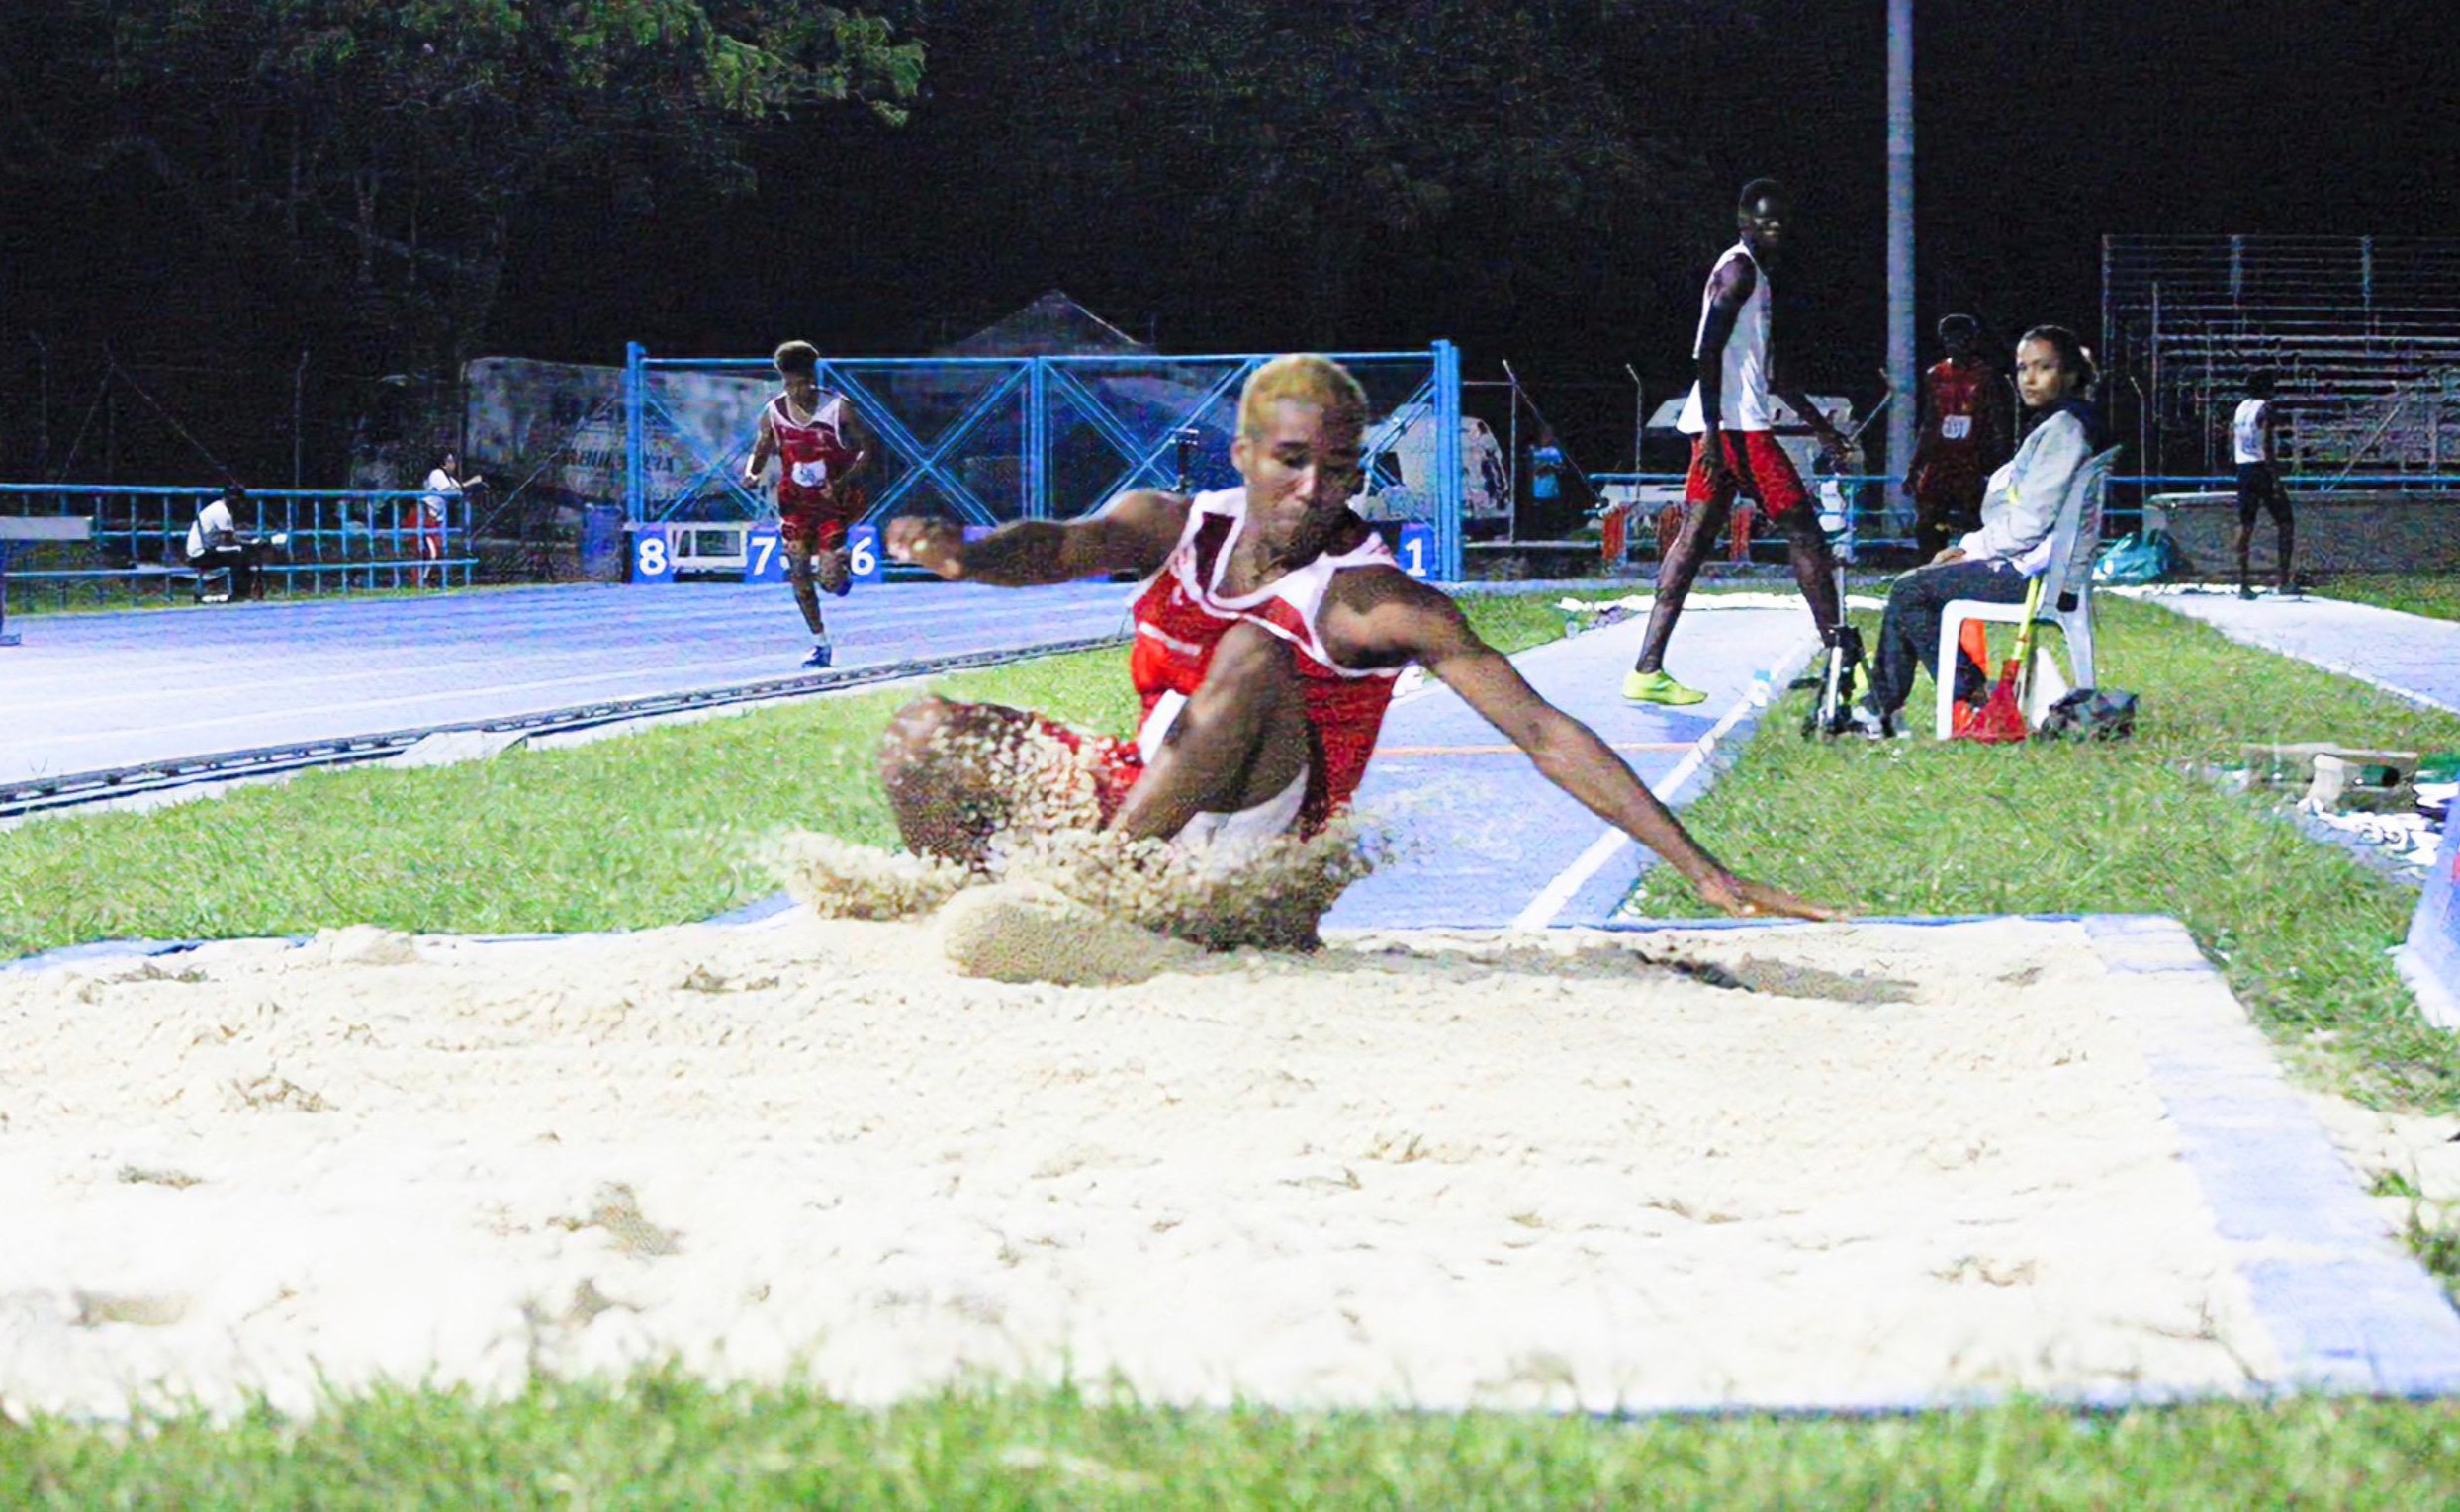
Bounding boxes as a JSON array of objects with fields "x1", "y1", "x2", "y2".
[
  {"x1": 885, "y1": 516, "x2": 962, "y2": 578},
  {"x1": 1694, "y1": 870, "x2": 1841, "y2": 921}
]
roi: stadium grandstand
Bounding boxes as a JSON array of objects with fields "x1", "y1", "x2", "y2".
[{"x1": 2103, "y1": 234, "x2": 2460, "y2": 483}]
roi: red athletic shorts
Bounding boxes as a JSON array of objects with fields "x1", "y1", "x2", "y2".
[
  {"x1": 780, "y1": 482, "x2": 866, "y2": 554},
  {"x1": 780, "y1": 512, "x2": 849, "y2": 553},
  {"x1": 1684, "y1": 430, "x2": 1809, "y2": 518}
]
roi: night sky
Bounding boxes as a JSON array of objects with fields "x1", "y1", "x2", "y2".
[
  {"x1": 5, "y1": 2, "x2": 2456, "y2": 484},
  {"x1": 555, "y1": 2, "x2": 2460, "y2": 373}
]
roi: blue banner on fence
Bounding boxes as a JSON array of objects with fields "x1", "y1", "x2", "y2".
[
  {"x1": 630, "y1": 525, "x2": 674, "y2": 584},
  {"x1": 848, "y1": 524, "x2": 884, "y2": 587},
  {"x1": 743, "y1": 526, "x2": 785, "y2": 584},
  {"x1": 2404, "y1": 816, "x2": 2460, "y2": 1029},
  {"x1": 1397, "y1": 522, "x2": 1435, "y2": 580}
]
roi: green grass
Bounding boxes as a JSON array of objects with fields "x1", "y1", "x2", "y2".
[
  {"x1": 1629, "y1": 594, "x2": 2460, "y2": 1111},
  {"x1": 10, "y1": 1379, "x2": 2460, "y2": 1508},
  {"x1": 2313, "y1": 573, "x2": 2460, "y2": 623}
]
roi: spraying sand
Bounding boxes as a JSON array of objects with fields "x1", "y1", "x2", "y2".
[{"x1": 0, "y1": 902, "x2": 2297, "y2": 1422}]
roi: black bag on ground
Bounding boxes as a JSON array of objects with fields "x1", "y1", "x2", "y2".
[{"x1": 2039, "y1": 688, "x2": 2139, "y2": 741}]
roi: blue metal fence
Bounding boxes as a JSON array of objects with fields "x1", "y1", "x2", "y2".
[
  {"x1": 0, "y1": 484, "x2": 474, "y2": 604},
  {"x1": 624, "y1": 342, "x2": 1469, "y2": 580},
  {"x1": 1586, "y1": 468, "x2": 2460, "y2": 563}
]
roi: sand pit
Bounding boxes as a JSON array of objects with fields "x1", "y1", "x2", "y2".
[{"x1": 0, "y1": 913, "x2": 2296, "y2": 1420}]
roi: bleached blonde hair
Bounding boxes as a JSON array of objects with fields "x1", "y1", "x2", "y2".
[{"x1": 1237, "y1": 354, "x2": 1368, "y2": 439}]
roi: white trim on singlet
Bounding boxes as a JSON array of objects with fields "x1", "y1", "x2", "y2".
[
  {"x1": 1139, "y1": 487, "x2": 1403, "y2": 682},
  {"x1": 1676, "y1": 242, "x2": 1777, "y2": 434},
  {"x1": 769, "y1": 390, "x2": 850, "y2": 438}
]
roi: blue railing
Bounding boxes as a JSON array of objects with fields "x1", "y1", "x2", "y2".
[
  {"x1": 0, "y1": 484, "x2": 475, "y2": 604},
  {"x1": 624, "y1": 342, "x2": 1470, "y2": 580},
  {"x1": 1585, "y1": 468, "x2": 2460, "y2": 560}
]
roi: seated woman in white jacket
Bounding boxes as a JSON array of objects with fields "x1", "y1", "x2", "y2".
[{"x1": 1857, "y1": 325, "x2": 2102, "y2": 735}]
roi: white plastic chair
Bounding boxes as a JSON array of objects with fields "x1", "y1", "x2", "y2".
[{"x1": 1932, "y1": 446, "x2": 2122, "y2": 740}]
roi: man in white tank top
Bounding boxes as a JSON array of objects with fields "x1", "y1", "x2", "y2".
[
  {"x1": 2232, "y1": 369, "x2": 2293, "y2": 597},
  {"x1": 1626, "y1": 180, "x2": 1854, "y2": 706}
]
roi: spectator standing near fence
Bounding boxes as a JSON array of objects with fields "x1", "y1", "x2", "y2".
[
  {"x1": 745, "y1": 340, "x2": 872, "y2": 668},
  {"x1": 1529, "y1": 430, "x2": 1565, "y2": 507},
  {"x1": 418, "y1": 451, "x2": 482, "y2": 589},
  {"x1": 2232, "y1": 370, "x2": 2294, "y2": 598},
  {"x1": 1905, "y1": 314, "x2": 2012, "y2": 561},
  {"x1": 1623, "y1": 179, "x2": 1853, "y2": 707},
  {"x1": 186, "y1": 485, "x2": 264, "y2": 603}
]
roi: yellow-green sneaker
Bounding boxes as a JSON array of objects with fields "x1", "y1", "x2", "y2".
[{"x1": 1621, "y1": 668, "x2": 1708, "y2": 705}]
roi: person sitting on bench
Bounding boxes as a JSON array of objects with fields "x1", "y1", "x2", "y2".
[{"x1": 186, "y1": 485, "x2": 265, "y2": 602}]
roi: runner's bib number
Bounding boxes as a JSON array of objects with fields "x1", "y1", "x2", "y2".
[
  {"x1": 1940, "y1": 416, "x2": 1971, "y2": 441},
  {"x1": 790, "y1": 460, "x2": 830, "y2": 488}
]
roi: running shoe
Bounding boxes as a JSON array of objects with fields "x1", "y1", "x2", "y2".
[
  {"x1": 801, "y1": 641, "x2": 833, "y2": 669},
  {"x1": 1621, "y1": 668, "x2": 1708, "y2": 705}
]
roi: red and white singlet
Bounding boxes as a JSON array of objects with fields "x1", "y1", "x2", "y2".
[
  {"x1": 1923, "y1": 358, "x2": 1992, "y2": 453},
  {"x1": 1124, "y1": 488, "x2": 1404, "y2": 832},
  {"x1": 771, "y1": 392, "x2": 863, "y2": 520}
]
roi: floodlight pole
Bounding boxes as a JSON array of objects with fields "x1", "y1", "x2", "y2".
[
  {"x1": 1885, "y1": 0, "x2": 1916, "y2": 505},
  {"x1": 1624, "y1": 364, "x2": 1643, "y2": 473}
]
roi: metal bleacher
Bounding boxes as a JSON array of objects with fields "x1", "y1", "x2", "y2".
[{"x1": 2103, "y1": 235, "x2": 2460, "y2": 482}]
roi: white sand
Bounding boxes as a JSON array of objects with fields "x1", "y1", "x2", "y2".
[{"x1": 0, "y1": 913, "x2": 2282, "y2": 1421}]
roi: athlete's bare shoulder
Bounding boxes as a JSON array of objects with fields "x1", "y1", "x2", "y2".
[{"x1": 1321, "y1": 562, "x2": 1467, "y2": 668}]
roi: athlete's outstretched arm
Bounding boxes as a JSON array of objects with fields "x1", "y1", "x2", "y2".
[
  {"x1": 1326, "y1": 575, "x2": 1839, "y2": 920},
  {"x1": 885, "y1": 489, "x2": 1187, "y2": 586}
]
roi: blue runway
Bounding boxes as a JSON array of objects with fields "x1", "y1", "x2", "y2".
[
  {"x1": 2144, "y1": 587, "x2": 2460, "y2": 713},
  {"x1": 1329, "y1": 606, "x2": 1819, "y2": 931},
  {"x1": 0, "y1": 580, "x2": 1132, "y2": 787}
]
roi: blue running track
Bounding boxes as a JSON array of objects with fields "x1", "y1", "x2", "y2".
[{"x1": 0, "y1": 580, "x2": 1132, "y2": 787}]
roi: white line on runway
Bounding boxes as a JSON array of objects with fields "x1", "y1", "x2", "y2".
[{"x1": 1507, "y1": 634, "x2": 1821, "y2": 933}]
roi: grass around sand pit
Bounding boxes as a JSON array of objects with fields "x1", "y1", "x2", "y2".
[
  {"x1": 9, "y1": 584, "x2": 2460, "y2": 1497},
  {"x1": 9, "y1": 1379, "x2": 2460, "y2": 1508}
]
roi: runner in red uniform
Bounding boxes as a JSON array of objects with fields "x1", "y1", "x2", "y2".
[
  {"x1": 880, "y1": 353, "x2": 1833, "y2": 921},
  {"x1": 744, "y1": 340, "x2": 871, "y2": 667},
  {"x1": 1904, "y1": 314, "x2": 2012, "y2": 561}
]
